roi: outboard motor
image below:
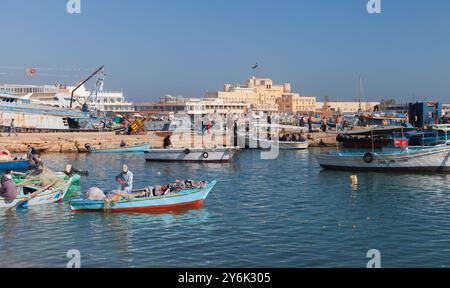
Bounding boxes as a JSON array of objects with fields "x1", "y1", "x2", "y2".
[{"x1": 85, "y1": 143, "x2": 93, "y2": 152}]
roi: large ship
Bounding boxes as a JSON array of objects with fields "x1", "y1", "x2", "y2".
[
  {"x1": 0, "y1": 91, "x2": 106, "y2": 132},
  {"x1": 0, "y1": 66, "x2": 115, "y2": 132}
]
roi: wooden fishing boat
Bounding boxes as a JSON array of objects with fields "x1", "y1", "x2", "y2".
[
  {"x1": 316, "y1": 144, "x2": 450, "y2": 172},
  {"x1": 144, "y1": 148, "x2": 237, "y2": 162},
  {"x1": 0, "y1": 159, "x2": 29, "y2": 170},
  {"x1": 86, "y1": 142, "x2": 151, "y2": 154},
  {"x1": 257, "y1": 138, "x2": 309, "y2": 150},
  {"x1": 70, "y1": 180, "x2": 217, "y2": 213},
  {"x1": 0, "y1": 178, "x2": 72, "y2": 210}
]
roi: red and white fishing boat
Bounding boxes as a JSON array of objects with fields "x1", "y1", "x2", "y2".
[{"x1": 70, "y1": 180, "x2": 217, "y2": 213}]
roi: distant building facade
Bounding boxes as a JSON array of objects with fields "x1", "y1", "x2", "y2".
[
  {"x1": 206, "y1": 76, "x2": 313, "y2": 113},
  {"x1": 276, "y1": 93, "x2": 316, "y2": 114},
  {"x1": 135, "y1": 95, "x2": 249, "y2": 118},
  {"x1": 316, "y1": 101, "x2": 380, "y2": 113}
]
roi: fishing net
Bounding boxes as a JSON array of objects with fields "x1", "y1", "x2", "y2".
[
  {"x1": 25, "y1": 168, "x2": 64, "y2": 187},
  {"x1": 85, "y1": 187, "x2": 106, "y2": 200}
]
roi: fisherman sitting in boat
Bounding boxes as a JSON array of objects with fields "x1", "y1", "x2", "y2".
[
  {"x1": 0, "y1": 170, "x2": 18, "y2": 203},
  {"x1": 116, "y1": 164, "x2": 133, "y2": 193}
]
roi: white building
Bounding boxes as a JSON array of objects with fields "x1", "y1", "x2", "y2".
[
  {"x1": 68, "y1": 85, "x2": 134, "y2": 115},
  {"x1": 0, "y1": 83, "x2": 134, "y2": 115}
]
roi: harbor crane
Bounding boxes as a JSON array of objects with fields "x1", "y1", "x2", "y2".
[{"x1": 69, "y1": 65, "x2": 105, "y2": 115}]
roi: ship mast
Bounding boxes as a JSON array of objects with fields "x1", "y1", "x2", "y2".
[{"x1": 358, "y1": 75, "x2": 364, "y2": 113}]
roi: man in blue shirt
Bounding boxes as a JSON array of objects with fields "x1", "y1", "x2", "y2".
[{"x1": 116, "y1": 164, "x2": 133, "y2": 193}]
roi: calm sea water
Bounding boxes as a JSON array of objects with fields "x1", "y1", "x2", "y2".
[{"x1": 1, "y1": 149, "x2": 450, "y2": 268}]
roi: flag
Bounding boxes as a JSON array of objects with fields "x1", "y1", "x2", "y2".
[{"x1": 252, "y1": 63, "x2": 258, "y2": 70}]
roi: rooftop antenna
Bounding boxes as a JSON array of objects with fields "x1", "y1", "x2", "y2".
[{"x1": 251, "y1": 63, "x2": 259, "y2": 78}]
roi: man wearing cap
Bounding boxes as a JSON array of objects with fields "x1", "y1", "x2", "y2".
[{"x1": 116, "y1": 164, "x2": 133, "y2": 193}]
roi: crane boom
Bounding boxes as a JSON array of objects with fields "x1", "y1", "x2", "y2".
[{"x1": 69, "y1": 65, "x2": 105, "y2": 109}]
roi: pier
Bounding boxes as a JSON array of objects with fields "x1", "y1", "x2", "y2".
[{"x1": 0, "y1": 131, "x2": 336, "y2": 153}]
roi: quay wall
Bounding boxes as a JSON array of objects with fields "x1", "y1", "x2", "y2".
[{"x1": 0, "y1": 131, "x2": 336, "y2": 154}]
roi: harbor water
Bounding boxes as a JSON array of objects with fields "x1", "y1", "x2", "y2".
[{"x1": 1, "y1": 149, "x2": 450, "y2": 268}]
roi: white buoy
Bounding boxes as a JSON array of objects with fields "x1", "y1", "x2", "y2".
[{"x1": 350, "y1": 175, "x2": 358, "y2": 186}]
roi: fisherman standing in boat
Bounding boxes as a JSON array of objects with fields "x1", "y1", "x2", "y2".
[
  {"x1": 116, "y1": 164, "x2": 133, "y2": 193},
  {"x1": 27, "y1": 145, "x2": 38, "y2": 167},
  {"x1": 0, "y1": 170, "x2": 18, "y2": 202},
  {"x1": 32, "y1": 153, "x2": 44, "y2": 175}
]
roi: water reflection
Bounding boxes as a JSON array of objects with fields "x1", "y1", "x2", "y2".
[{"x1": 1, "y1": 150, "x2": 450, "y2": 267}]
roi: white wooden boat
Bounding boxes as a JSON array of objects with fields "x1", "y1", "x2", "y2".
[
  {"x1": 258, "y1": 139, "x2": 309, "y2": 150},
  {"x1": 144, "y1": 147, "x2": 237, "y2": 162},
  {"x1": 316, "y1": 145, "x2": 450, "y2": 172},
  {"x1": 0, "y1": 178, "x2": 72, "y2": 210},
  {"x1": 244, "y1": 135, "x2": 309, "y2": 150}
]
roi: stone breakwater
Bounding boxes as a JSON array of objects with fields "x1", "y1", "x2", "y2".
[{"x1": 0, "y1": 131, "x2": 336, "y2": 153}]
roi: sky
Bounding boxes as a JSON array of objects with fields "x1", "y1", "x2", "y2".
[{"x1": 1, "y1": 0, "x2": 450, "y2": 103}]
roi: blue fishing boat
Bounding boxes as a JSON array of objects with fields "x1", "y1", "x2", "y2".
[
  {"x1": 0, "y1": 160, "x2": 29, "y2": 171},
  {"x1": 70, "y1": 180, "x2": 216, "y2": 213},
  {"x1": 85, "y1": 142, "x2": 151, "y2": 154}
]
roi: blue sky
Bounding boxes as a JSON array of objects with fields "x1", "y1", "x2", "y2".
[{"x1": 1, "y1": 0, "x2": 450, "y2": 102}]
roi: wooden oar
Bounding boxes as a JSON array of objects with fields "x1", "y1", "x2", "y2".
[
  {"x1": 8, "y1": 181, "x2": 58, "y2": 211},
  {"x1": 12, "y1": 171, "x2": 28, "y2": 176}
]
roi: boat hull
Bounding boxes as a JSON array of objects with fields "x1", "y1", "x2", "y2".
[
  {"x1": 70, "y1": 181, "x2": 216, "y2": 213},
  {"x1": 144, "y1": 148, "x2": 235, "y2": 162},
  {"x1": 260, "y1": 140, "x2": 309, "y2": 150},
  {"x1": 89, "y1": 142, "x2": 151, "y2": 154},
  {"x1": 0, "y1": 160, "x2": 29, "y2": 170},
  {"x1": 316, "y1": 146, "x2": 450, "y2": 172},
  {"x1": 245, "y1": 136, "x2": 309, "y2": 150},
  {"x1": 0, "y1": 179, "x2": 72, "y2": 209}
]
